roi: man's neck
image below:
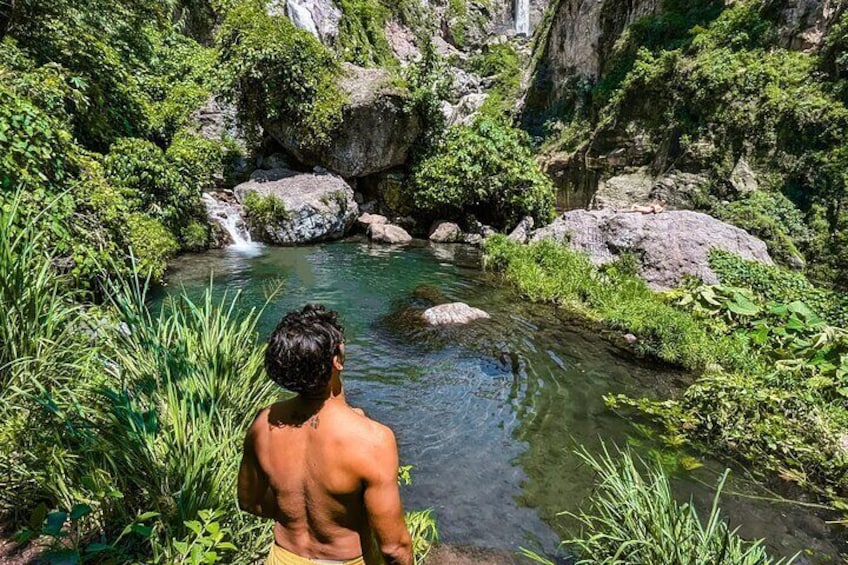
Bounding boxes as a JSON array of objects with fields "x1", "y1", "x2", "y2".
[{"x1": 296, "y1": 373, "x2": 346, "y2": 408}]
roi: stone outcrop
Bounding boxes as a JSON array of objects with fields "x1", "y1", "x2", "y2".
[
  {"x1": 774, "y1": 0, "x2": 844, "y2": 51},
  {"x1": 234, "y1": 168, "x2": 358, "y2": 244},
  {"x1": 368, "y1": 223, "x2": 413, "y2": 244},
  {"x1": 429, "y1": 221, "x2": 464, "y2": 243},
  {"x1": 524, "y1": 0, "x2": 661, "y2": 115},
  {"x1": 507, "y1": 216, "x2": 534, "y2": 244},
  {"x1": 531, "y1": 210, "x2": 773, "y2": 290},
  {"x1": 422, "y1": 303, "x2": 491, "y2": 326},
  {"x1": 264, "y1": 65, "x2": 421, "y2": 178}
]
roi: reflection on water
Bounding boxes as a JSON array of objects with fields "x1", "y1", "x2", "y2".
[{"x1": 158, "y1": 242, "x2": 844, "y2": 561}]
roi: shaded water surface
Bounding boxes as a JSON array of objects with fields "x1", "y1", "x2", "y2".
[{"x1": 159, "y1": 241, "x2": 844, "y2": 561}]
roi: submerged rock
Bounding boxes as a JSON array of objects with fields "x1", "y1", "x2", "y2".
[
  {"x1": 264, "y1": 65, "x2": 421, "y2": 178},
  {"x1": 234, "y1": 168, "x2": 358, "y2": 244},
  {"x1": 531, "y1": 210, "x2": 773, "y2": 290},
  {"x1": 368, "y1": 223, "x2": 413, "y2": 244},
  {"x1": 423, "y1": 303, "x2": 491, "y2": 326}
]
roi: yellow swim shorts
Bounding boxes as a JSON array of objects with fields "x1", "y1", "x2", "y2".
[{"x1": 265, "y1": 543, "x2": 365, "y2": 565}]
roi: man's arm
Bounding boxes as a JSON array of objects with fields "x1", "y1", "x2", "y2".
[
  {"x1": 362, "y1": 427, "x2": 413, "y2": 565},
  {"x1": 237, "y1": 421, "x2": 275, "y2": 519}
]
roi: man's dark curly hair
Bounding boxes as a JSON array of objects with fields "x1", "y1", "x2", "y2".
[{"x1": 265, "y1": 304, "x2": 345, "y2": 397}]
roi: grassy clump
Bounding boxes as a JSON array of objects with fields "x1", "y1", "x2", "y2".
[
  {"x1": 521, "y1": 446, "x2": 788, "y2": 564},
  {"x1": 242, "y1": 192, "x2": 291, "y2": 234},
  {"x1": 483, "y1": 236, "x2": 752, "y2": 371},
  {"x1": 336, "y1": 0, "x2": 395, "y2": 66},
  {"x1": 412, "y1": 118, "x2": 555, "y2": 229}
]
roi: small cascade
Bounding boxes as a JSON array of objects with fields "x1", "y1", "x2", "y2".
[
  {"x1": 515, "y1": 0, "x2": 530, "y2": 35},
  {"x1": 285, "y1": 0, "x2": 319, "y2": 37},
  {"x1": 201, "y1": 192, "x2": 261, "y2": 253}
]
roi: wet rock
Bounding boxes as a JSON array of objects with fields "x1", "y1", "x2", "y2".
[
  {"x1": 429, "y1": 220, "x2": 464, "y2": 243},
  {"x1": 531, "y1": 209, "x2": 773, "y2": 290},
  {"x1": 464, "y1": 234, "x2": 483, "y2": 246},
  {"x1": 423, "y1": 302, "x2": 490, "y2": 326},
  {"x1": 368, "y1": 223, "x2": 413, "y2": 244},
  {"x1": 507, "y1": 216, "x2": 535, "y2": 244},
  {"x1": 234, "y1": 168, "x2": 358, "y2": 244},
  {"x1": 265, "y1": 65, "x2": 421, "y2": 178},
  {"x1": 427, "y1": 544, "x2": 524, "y2": 565}
]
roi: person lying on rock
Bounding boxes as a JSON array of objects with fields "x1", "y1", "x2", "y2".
[
  {"x1": 628, "y1": 199, "x2": 666, "y2": 214},
  {"x1": 239, "y1": 304, "x2": 413, "y2": 565}
]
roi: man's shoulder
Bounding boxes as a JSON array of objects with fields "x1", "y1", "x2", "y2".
[{"x1": 340, "y1": 407, "x2": 396, "y2": 451}]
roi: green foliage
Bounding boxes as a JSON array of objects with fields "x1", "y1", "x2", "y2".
[
  {"x1": 412, "y1": 118, "x2": 555, "y2": 228},
  {"x1": 218, "y1": 0, "x2": 344, "y2": 145},
  {"x1": 242, "y1": 192, "x2": 291, "y2": 230},
  {"x1": 406, "y1": 509, "x2": 439, "y2": 565},
  {"x1": 468, "y1": 42, "x2": 522, "y2": 115},
  {"x1": 336, "y1": 0, "x2": 394, "y2": 66},
  {"x1": 126, "y1": 213, "x2": 179, "y2": 280},
  {"x1": 520, "y1": 446, "x2": 788, "y2": 564},
  {"x1": 541, "y1": 0, "x2": 848, "y2": 288},
  {"x1": 712, "y1": 190, "x2": 810, "y2": 266},
  {"x1": 401, "y1": 39, "x2": 452, "y2": 158},
  {"x1": 709, "y1": 250, "x2": 848, "y2": 327},
  {"x1": 483, "y1": 236, "x2": 751, "y2": 371}
]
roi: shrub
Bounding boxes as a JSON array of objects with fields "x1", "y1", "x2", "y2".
[
  {"x1": 520, "y1": 446, "x2": 788, "y2": 564},
  {"x1": 412, "y1": 118, "x2": 555, "y2": 229},
  {"x1": 712, "y1": 190, "x2": 810, "y2": 266},
  {"x1": 125, "y1": 213, "x2": 179, "y2": 280},
  {"x1": 218, "y1": 0, "x2": 344, "y2": 145},
  {"x1": 243, "y1": 192, "x2": 291, "y2": 232}
]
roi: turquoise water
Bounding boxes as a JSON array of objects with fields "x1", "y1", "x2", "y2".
[{"x1": 159, "y1": 240, "x2": 843, "y2": 561}]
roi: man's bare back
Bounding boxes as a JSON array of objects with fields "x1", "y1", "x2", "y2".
[{"x1": 238, "y1": 305, "x2": 412, "y2": 565}]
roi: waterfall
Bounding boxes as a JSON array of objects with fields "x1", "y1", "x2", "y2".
[
  {"x1": 201, "y1": 192, "x2": 261, "y2": 253},
  {"x1": 515, "y1": 0, "x2": 530, "y2": 35},
  {"x1": 285, "y1": 0, "x2": 319, "y2": 37}
]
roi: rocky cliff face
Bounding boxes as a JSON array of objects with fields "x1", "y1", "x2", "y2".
[
  {"x1": 524, "y1": 0, "x2": 661, "y2": 119},
  {"x1": 525, "y1": 0, "x2": 846, "y2": 213}
]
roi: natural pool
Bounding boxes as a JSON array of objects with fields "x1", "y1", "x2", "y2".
[{"x1": 159, "y1": 240, "x2": 844, "y2": 562}]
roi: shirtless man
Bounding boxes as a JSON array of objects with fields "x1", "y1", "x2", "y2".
[{"x1": 238, "y1": 304, "x2": 413, "y2": 565}]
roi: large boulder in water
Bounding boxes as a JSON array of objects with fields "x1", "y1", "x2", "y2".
[
  {"x1": 530, "y1": 210, "x2": 773, "y2": 290},
  {"x1": 368, "y1": 223, "x2": 412, "y2": 244},
  {"x1": 234, "y1": 168, "x2": 358, "y2": 244},
  {"x1": 264, "y1": 64, "x2": 421, "y2": 178},
  {"x1": 423, "y1": 303, "x2": 491, "y2": 326}
]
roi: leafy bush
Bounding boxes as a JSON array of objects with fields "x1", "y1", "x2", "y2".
[
  {"x1": 126, "y1": 213, "x2": 180, "y2": 280},
  {"x1": 412, "y1": 118, "x2": 555, "y2": 228},
  {"x1": 521, "y1": 446, "x2": 788, "y2": 565},
  {"x1": 712, "y1": 191, "x2": 810, "y2": 266},
  {"x1": 218, "y1": 0, "x2": 344, "y2": 145}
]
